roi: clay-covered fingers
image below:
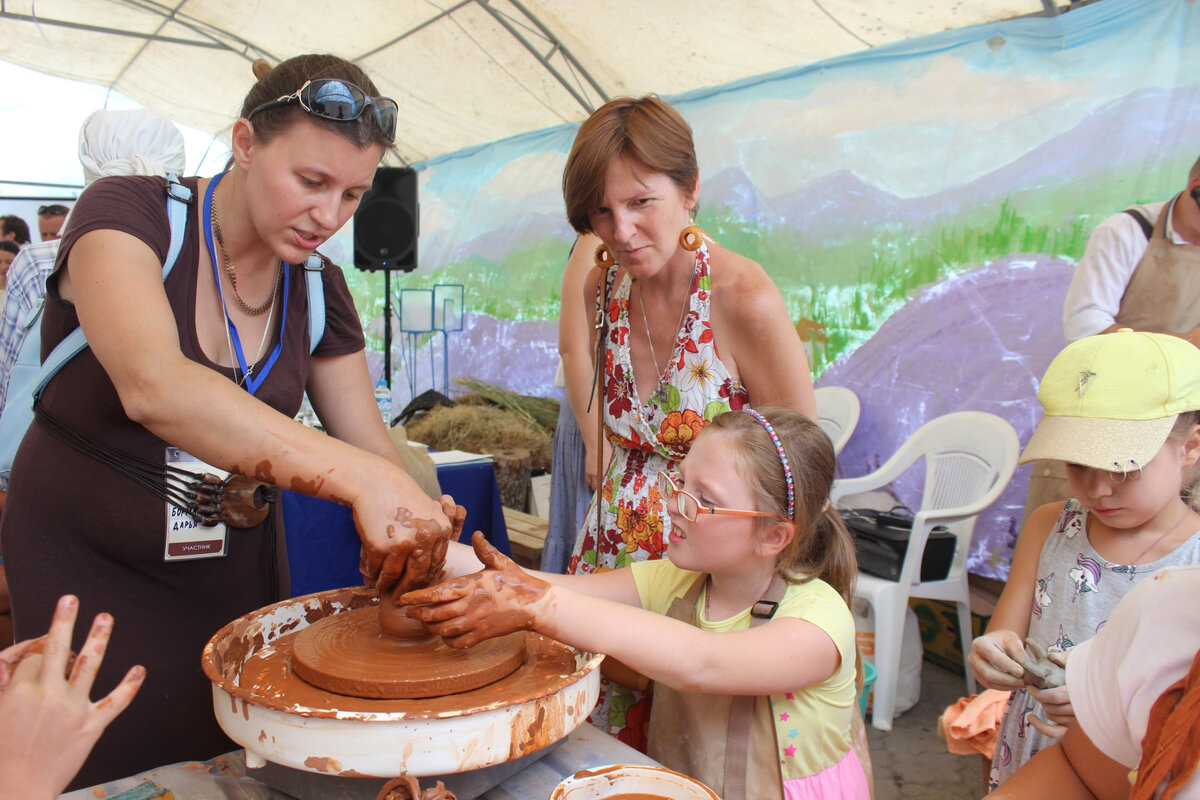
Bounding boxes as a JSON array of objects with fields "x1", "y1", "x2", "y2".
[
  {"x1": 1028, "y1": 683, "x2": 1075, "y2": 727},
  {"x1": 399, "y1": 574, "x2": 476, "y2": 609},
  {"x1": 0, "y1": 638, "x2": 37, "y2": 689},
  {"x1": 73, "y1": 611, "x2": 145, "y2": 724},
  {"x1": 471, "y1": 530, "x2": 513, "y2": 571},
  {"x1": 440, "y1": 497, "x2": 466, "y2": 541},
  {"x1": 91, "y1": 664, "x2": 146, "y2": 726},
  {"x1": 968, "y1": 631, "x2": 1027, "y2": 690},
  {"x1": 31, "y1": 595, "x2": 79, "y2": 685},
  {"x1": 66, "y1": 611, "x2": 114, "y2": 693}
]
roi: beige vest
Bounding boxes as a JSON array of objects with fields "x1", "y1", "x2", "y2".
[
  {"x1": 646, "y1": 576, "x2": 784, "y2": 800},
  {"x1": 1116, "y1": 196, "x2": 1200, "y2": 333}
]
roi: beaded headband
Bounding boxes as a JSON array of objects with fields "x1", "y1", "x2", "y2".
[{"x1": 742, "y1": 408, "x2": 795, "y2": 519}]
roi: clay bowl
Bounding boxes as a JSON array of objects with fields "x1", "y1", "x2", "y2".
[
  {"x1": 551, "y1": 764, "x2": 720, "y2": 799},
  {"x1": 202, "y1": 585, "x2": 602, "y2": 778}
]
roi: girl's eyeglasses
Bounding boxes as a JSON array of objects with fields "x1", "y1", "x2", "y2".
[
  {"x1": 657, "y1": 472, "x2": 787, "y2": 523},
  {"x1": 248, "y1": 78, "x2": 398, "y2": 143}
]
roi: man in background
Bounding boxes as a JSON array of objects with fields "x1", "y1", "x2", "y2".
[
  {"x1": 36, "y1": 204, "x2": 69, "y2": 241},
  {"x1": 1063, "y1": 155, "x2": 1200, "y2": 344},
  {"x1": 0, "y1": 216, "x2": 29, "y2": 246},
  {"x1": 0, "y1": 108, "x2": 186, "y2": 649}
]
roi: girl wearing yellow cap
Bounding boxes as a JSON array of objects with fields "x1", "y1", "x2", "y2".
[{"x1": 970, "y1": 329, "x2": 1200, "y2": 789}]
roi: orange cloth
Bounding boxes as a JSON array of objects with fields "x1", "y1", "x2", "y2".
[
  {"x1": 937, "y1": 689, "x2": 1012, "y2": 759},
  {"x1": 1131, "y1": 648, "x2": 1200, "y2": 800}
]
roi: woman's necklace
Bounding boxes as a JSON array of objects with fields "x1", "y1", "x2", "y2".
[
  {"x1": 635, "y1": 276, "x2": 692, "y2": 404},
  {"x1": 1128, "y1": 505, "x2": 1194, "y2": 565},
  {"x1": 223, "y1": 268, "x2": 281, "y2": 386},
  {"x1": 211, "y1": 196, "x2": 281, "y2": 316}
]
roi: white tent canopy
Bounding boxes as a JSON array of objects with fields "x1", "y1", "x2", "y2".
[{"x1": 0, "y1": 0, "x2": 1076, "y2": 165}]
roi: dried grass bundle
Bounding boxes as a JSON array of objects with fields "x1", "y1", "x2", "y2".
[
  {"x1": 405, "y1": 403, "x2": 552, "y2": 471},
  {"x1": 453, "y1": 377, "x2": 559, "y2": 433}
]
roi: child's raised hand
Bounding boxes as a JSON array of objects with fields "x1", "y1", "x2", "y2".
[
  {"x1": 400, "y1": 531, "x2": 551, "y2": 649},
  {"x1": 0, "y1": 595, "x2": 145, "y2": 800},
  {"x1": 968, "y1": 630, "x2": 1028, "y2": 690}
]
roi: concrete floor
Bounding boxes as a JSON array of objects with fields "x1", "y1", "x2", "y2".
[{"x1": 866, "y1": 661, "x2": 988, "y2": 800}]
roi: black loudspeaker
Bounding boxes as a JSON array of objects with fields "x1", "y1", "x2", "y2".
[{"x1": 354, "y1": 166, "x2": 418, "y2": 271}]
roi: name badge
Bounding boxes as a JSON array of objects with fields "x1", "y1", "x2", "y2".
[{"x1": 163, "y1": 446, "x2": 229, "y2": 561}]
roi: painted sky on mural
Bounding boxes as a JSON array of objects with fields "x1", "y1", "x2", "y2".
[{"x1": 413, "y1": 0, "x2": 1200, "y2": 277}]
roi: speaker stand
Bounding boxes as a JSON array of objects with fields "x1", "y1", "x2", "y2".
[{"x1": 383, "y1": 270, "x2": 393, "y2": 388}]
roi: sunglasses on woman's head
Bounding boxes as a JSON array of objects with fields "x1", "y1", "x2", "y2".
[
  {"x1": 38, "y1": 204, "x2": 69, "y2": 216},
  {"x1": 657, "y1": 471, "x2": 787, "y2": 523},
  {"x1": 248, "y1": 78, "x2": 398, "y2": 142}
]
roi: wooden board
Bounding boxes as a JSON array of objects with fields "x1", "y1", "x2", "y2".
[{"x1": 503, "y1": 507, "x2": 548, "y2": 569}]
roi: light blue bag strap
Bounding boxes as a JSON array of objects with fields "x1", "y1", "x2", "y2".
[
  {"x1": 31, "y1": 174, "x2": 193, "y2": 398},
  {"x1": 304, "y1": 253, "x2": 325, "y2": 355}
]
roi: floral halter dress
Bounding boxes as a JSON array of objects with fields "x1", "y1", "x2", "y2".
[{"x1": 567, "y1": 241, "x2": 749, "y2": 745}]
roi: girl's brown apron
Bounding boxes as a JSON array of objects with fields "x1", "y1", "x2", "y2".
[{"x1": 646, "y1": 575, "x2": 786, "y2": 800}]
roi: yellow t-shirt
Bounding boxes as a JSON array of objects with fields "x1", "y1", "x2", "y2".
[{"x1": 631, "y1": 558, "x2": 858, "y2": 778}]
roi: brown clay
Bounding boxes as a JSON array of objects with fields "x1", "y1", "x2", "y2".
[
  {"x1": 238, "y1": 628, "x2": 579, "y2": 715},
  {"x1": 290, "y1": 605, "x2": 525, "y2": 699},
  {"x1": 289, "y1": 505, "x2": 522, "y2": 699},
  {"x1": 374, "y1": 773, "x2": 457, "y2": 800}
]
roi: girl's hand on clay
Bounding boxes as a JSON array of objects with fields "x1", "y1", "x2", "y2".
[
  {"x1": 1028, "y1": 650, "x2": 1073, "y2": 729},
  {"x1": 400, "y1": 531, "x2": 551, "y2": 649},
  {"x1": 361, "y1": 497, "x2": 463, "y2": 601},
  {"x1": 968, "y1": 630, "x2": 1028, "y2": 690},
  {"x1": 0, "y1": 595, "x2": 145, "y2": 800}
]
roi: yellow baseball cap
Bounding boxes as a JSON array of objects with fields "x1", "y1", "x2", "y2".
[{"x1": 1020, "y1": 329, "x2": 1200, "y2": 470}]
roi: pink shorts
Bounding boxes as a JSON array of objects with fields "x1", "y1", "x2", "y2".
[{"x1": 782, "y1": 748, "x2": 871, "y2": 800}]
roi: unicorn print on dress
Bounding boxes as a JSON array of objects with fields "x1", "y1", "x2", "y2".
[
  {"x1": 1048, "y1": 626, "x2": 1074, "y2": 656},
  {"x1": 1032, "y1": 572, "x2": 1054, "y2": 619},
  {"x1": 1069, "y1": 554, "x2": 1102, "y2": 600},
  {"x1": 1058, "y1": 507, "x2": 1086, "y2": 539},
  {"x1": 1104, "y1": 560, "x2": 1142, "y2": 580}
]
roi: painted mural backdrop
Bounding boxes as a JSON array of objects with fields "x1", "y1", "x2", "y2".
[{"x1": 327, "y1": 0, "x2": 1200, "y2": 580}]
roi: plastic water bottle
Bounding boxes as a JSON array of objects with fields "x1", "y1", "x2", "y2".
[{"x1": 375, "y1": 379, "x2": 392, "y2": 427}]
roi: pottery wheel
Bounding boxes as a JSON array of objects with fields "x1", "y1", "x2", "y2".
[{"x1": 291, "y1": 606, "x2": 526, "y2": 699}]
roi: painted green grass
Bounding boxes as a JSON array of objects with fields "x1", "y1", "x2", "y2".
[{"x1": 336, "y1": 195, "x2": 1098, "y2": 375}]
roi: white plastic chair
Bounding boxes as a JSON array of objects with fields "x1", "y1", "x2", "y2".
[
  {"x1": 814, "y1": 385, "x2": 861, "y2": 455},
  {"x1": 830, "y1": 411, "x2": 1019, "y2": 731}
]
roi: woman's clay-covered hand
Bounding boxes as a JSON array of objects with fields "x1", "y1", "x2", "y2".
[
  {"x1": 361, "y1": 497, "x2": 464, "y2": 602},
  {"x1": 0, "y1": 595, "x2": 145, "y2": 800},
  {"x1": 400, "y1": 531, "x2": 551, "y2": 648},
  {"x1": 352, "y1": 472, "x2": 453, "y2": 568},
  {"x1": 968, "y1": 630, "x2": 1028, "y2": 690}
]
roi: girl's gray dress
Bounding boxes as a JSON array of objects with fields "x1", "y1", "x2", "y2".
[{"x1": 989, "y1": 499, "x2": 1200, "y2": 788}]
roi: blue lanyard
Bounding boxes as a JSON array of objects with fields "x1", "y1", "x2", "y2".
[{"x1": 202, "y1": 172, "x2": 289, "y2": 396}]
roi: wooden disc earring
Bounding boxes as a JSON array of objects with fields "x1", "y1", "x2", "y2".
[
  {"x1": 594, "y1": 242, "x2": 615, "y2": 269},
  {"x1": 679, "y1": 225, "x2": 704, "y2": 251}
]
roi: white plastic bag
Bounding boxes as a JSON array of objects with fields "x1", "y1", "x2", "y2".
[{"x1": 852, "y1": 597, "x2": 922, "y2": 716}]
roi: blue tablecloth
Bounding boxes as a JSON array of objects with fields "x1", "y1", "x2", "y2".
[{"x1": 282, "y1": 461, "x2": 509, "y2": 597}]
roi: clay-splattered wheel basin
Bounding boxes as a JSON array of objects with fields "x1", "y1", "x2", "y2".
[
  {"x1": 290, "y1": 606, "x2": 525, "y2": 699},
  {"x1": 201, "y1": 586, "x2": 602, "y2": 778}
]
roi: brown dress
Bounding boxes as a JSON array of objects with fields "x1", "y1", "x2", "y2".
[{"x1": 0, "y1": 175, "x2": 365, "y2": 789}]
